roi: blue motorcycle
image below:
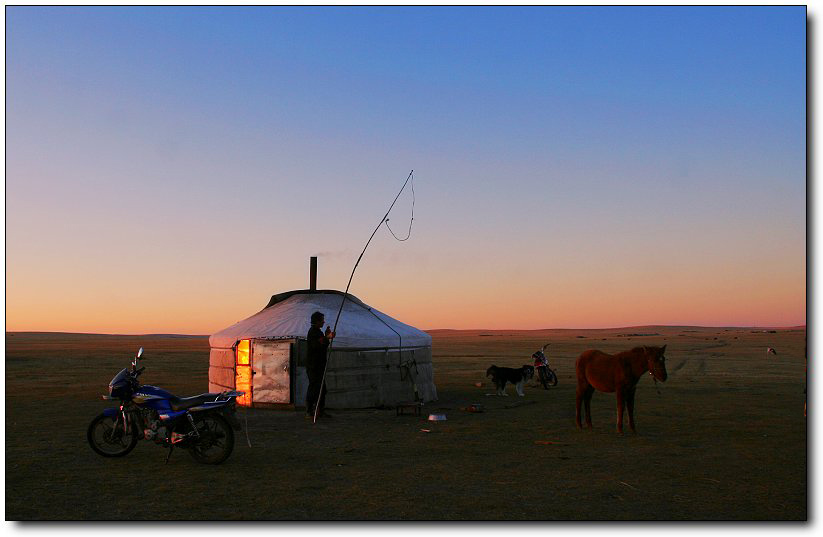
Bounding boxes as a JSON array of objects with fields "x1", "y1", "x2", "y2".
[{"x1": 87, "y1": 348, "x2": 244, "y2": 464}]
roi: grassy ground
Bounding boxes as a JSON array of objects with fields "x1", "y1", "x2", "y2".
[{"x1": 5, "y1": 327, "x2": 807, "y2": 520}]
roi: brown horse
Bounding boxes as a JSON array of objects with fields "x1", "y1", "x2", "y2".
[{"x1": 575, "y1": 345, "x2": 668, "y2": 433}]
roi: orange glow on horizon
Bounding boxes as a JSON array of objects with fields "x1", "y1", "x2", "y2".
[{"x1": 4, "y1": 249, "x2": 806, "y2": 333}]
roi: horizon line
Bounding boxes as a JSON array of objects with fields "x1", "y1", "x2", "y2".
[{"x1": 5, "y1": 324, "x2": 807, "y2": 338}]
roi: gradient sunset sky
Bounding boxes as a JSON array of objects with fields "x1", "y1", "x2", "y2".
[{"x1": 6, "y1": 6, "x2": 806, "y2": 334}]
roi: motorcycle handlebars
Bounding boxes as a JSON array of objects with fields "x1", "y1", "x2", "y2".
[{"x1": 131, "y1": 347, "x2": 145, "y2": 372}]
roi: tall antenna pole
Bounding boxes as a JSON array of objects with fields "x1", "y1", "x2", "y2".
[{"x1": 313, "y1": 170, "x2": 414, "y2": 424}]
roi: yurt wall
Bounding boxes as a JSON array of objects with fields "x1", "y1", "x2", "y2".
[
  {"x1": 300, "y1": 344, "x2": 436, "y2": 408},
  {"x1": 209, "y1": 347, "x2": 235, "y2": 392},
  {"x1": 209, "y1": 338, "x2": 436, "y2": 409}
]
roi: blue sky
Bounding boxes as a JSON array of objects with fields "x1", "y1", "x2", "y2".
[{"x1": 6, "y1": 6, "x2": 806, "y2": 332}]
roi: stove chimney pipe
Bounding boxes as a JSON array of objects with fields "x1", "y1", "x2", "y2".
[{"x1": 310, "y1": 256, "x2": 317, "y2": 291}]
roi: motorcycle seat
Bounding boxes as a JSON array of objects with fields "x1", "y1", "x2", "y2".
[{"x1": 170, "y1": 393, "x2": 223, "y2": 412}]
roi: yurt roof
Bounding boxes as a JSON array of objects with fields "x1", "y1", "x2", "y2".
[{"x1": 209, "y1": 289, "x2": 432, "y2": 350}]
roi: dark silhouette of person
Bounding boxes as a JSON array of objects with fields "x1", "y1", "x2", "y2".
[{"x1": 306, "y1": 311, "x2": 334, "y2": 419}]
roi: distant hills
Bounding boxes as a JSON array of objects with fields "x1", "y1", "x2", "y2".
[{"x1": 7, "y1": 325, "x2": 805, "y2": 338}]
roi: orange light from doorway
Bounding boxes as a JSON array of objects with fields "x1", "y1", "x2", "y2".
[{"x1": 235, "y1": 339, "x2": 251, "y2": 406}]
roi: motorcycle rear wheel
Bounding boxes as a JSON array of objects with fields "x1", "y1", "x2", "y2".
[
  {"x1": 87, "y1": 413, "x2": 138, "y2": 457},
  {"x1": 187, "y1": 414, "x2": 234, "y2": 465}
]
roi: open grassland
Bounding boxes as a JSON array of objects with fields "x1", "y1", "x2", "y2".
[{"x1": 5, "y1": 327, "x2": 806, "y2": 520}]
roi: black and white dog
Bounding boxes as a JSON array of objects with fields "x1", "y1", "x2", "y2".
[{"x1": 486, "y1": 365, "x2": 535, "y2": 396}]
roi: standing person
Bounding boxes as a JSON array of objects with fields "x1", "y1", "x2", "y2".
[
  {"x1": 532, "y1": 344, "x2": 553, "y2": 389},
  {"x1": 306, "y1": 311, "x2": 335, "y2": 419}
]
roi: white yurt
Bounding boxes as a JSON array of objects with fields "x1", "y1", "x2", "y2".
[{"x1": 209, "y1": 288, "x2": 437, "y2": 409}]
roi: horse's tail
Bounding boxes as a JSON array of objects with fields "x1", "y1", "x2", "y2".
[
  {"x1": 575, "y1": 350, "x2": 598, "y2": 385},
  {"x1": 574, "y1": 351, "x2": 588, "y2": 371}
]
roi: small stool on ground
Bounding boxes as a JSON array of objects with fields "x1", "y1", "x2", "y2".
[{"x1": 396, "y1": 402, "x2": 423, "y2": 416}]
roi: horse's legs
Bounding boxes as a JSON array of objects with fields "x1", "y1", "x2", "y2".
[
  {"x1": 583, "y1": 387, "x2": 594, "y2": 428},
  {"x1": 626, "y1": 388, "x2": 637, "y2": 433},
  {"x1": 616, "y1": 390, "x2": 625, "y2": 434},
  {"x1": 575, "y1": 383, "x2": 586, "y2": 428}
]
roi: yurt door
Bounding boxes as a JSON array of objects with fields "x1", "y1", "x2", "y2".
[{"x1": 251, "y1": 340, "x2": 291, "y2": 404}]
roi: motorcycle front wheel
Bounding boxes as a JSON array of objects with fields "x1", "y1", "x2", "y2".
[
  {"x1": 87, "y1": 413, "x2": 138, "y2": 457},
  {"x1": 546, "y1": 368, "x2": 558, "y2": 386},
  {"x1": 186, "y1": 414, "x2": 234, "y2": 465}
]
